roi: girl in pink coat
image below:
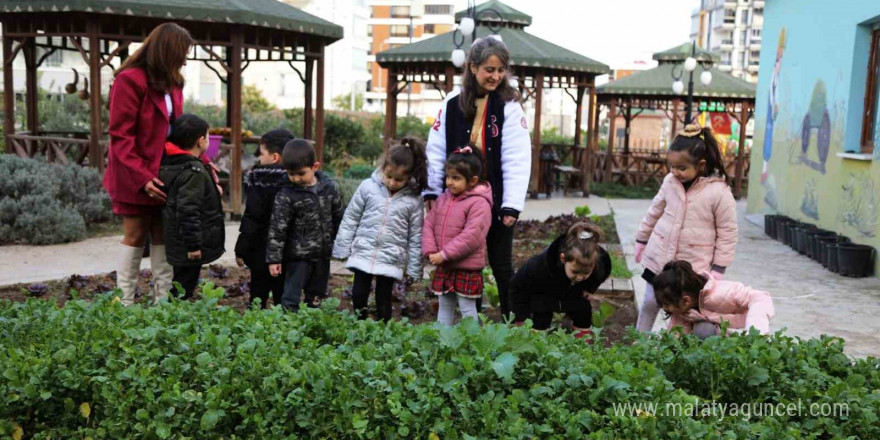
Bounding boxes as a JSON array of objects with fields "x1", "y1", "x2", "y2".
[
  {"x1": 423, "y1": 146, "x2": 493, "y2": 325},
  {"x1": 635, "y1": 124, "x2": 739, "y2": 332},
  {"x1": 653, "y1": 261, "x2": 774, "y2": 338}
]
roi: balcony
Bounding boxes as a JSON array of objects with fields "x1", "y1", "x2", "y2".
[
  {"x1": 749, "y1": 41, "x2": 762, "y2": 51},
  {"x1": 718, "y1": 64, "x2": 733, "y2": 72},
  {"x1": 754, "y1": 1, "x2": 765, "y2": 8},
  {"x1": 747, "y1": 64, "x2": 760, "y2": 73},
  {"x1": 720, "y1": 40, "x2": 734, "y2": 51}
]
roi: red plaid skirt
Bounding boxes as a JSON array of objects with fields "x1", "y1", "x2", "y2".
[{"x1": 432, "y1": 267, "x2": 483, "y2": 298}]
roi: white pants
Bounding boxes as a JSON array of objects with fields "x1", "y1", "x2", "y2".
[
  {"x1": 636, "y1": 283, "x2": 660, "y2": 332},
  {"x1": 437, "y1": 294, "x2": 478, "y2": 326}
]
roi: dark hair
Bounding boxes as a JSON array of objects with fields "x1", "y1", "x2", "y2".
[
  {"x1": 168, "y1": 114, "x2": 209, "y2": 151},
  {"x1": 459, "y1": 37, "x2": 521, "y2": 119},
  {"x1": 380, "y1": 136, "x2": 429, "y2": 192},
  {"x1": 669, "y1": 124, "x2": 728, "y2": 181},
  {"x1": 260, "y1": 129, "x2": 295, "y2": 156},
  {"x1": 652, "y1": 261, "x2": 708, "y2": 309},
  {"x1": 117, "y1": 23, "x2": 193, "y2": 93},
  {"x1": 561, "y1": 222, "x2": 604, "y2": 270},
  {"x1": 282, "y1": 139, "x2": 317, "y2": 171},
  {"x1": 445, "y1": 143, "x2": 486, "y2": 184}
]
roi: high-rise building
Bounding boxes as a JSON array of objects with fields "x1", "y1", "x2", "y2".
[
  {"x1": 365, "y1": 1, "x2": 456, "y2": 117},
  {"x1": 690, "y1": 0, "x2": 764, "y2": 83}
]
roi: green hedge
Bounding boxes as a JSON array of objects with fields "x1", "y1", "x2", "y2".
[{"x1": 1, "y1": 294, "x2": 878, "y2": 439}]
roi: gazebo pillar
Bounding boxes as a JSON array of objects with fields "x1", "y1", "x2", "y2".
[
  {"x1": 2, "y1": 28, "x2": 13, "y2": 151},
  {"x1": 383, "y1": 67, "x2": 399, "y2": 151},
  {"x1": 529, "y1": 72, "x2": 544, "y2": 195},
  {"x1": 445, "y1": 66, "x2": 456, "y2": 92},
  {"x1": 304, "y1": 58, "x2": 314, "y2": 140},
  {"x1": 87, "y1": 22, "x2": 103, "y2": 171},
  {"x1": 315, "y1": 49, "x2": 325, "y2": 161},
  {"x1": 574, "y1": 84, "x2": 585, "y2": 147},
  {"x1": 734, "y1": 103, "x2": 749, "y2": 199},
  {"x1": 605, "y1": 100, "x2": 616, "y2": 183},
  {"x1": 24, "y1": 38, "x2": 37, "y2": 135},
  {"x1": 670, "y1": 98, "x2": 681, "y2": 143},
  {"x1": 229, "y1": 30, "x2": 244, "y2": 216},
  {"x1": 583, "y1": 83, "x2": 595, "y2": 194}
]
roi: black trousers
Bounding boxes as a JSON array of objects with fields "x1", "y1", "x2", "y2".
[
  {"x1": 530, "y1": 307, "x2": 592, "y2": 331},
  {"x1": 481, "y1": 217, "x2": 515, "y2": 319},
  {"x1": 171, "y1": 265, "x2": 201, "y2": 299},
  {"x1": 282, "y1": 259, "x2": 330, "y2": 312},
  {"x1": 351, "y1": 269, "x2": 396, "y2": 321},
  {"x1": 249, "y1": 260, "x2": 285, "y2": 308}
]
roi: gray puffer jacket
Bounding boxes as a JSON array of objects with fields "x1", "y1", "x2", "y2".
[{"x1": 332, "y1": 170, "x2": 424, "y2": 280}]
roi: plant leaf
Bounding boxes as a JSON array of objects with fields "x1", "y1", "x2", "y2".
[
  {"x1": 491, "y1": 352, "x2": 517, "y2": 380},
  {"x1": 79, "y1": 402, "x2": 91, "y2": 418}
]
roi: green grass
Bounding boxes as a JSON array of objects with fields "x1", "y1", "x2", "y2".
[
  {"x1": 609, "y1": 250, "x2": 633, "y2": 278},
  {"x1": 589, "y1": 181, "x2": 659, "y2": 199}
]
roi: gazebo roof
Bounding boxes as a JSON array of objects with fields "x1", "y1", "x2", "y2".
[
  {"x1": 0, "y1": 0, "x2": 343, "y2": 40},
  {"x1": 376, "y1": 25, "x2": 610, "y2": 75},
  {"x1": 652, "y1": 42, "x2": 720, "y2": 64},
  {"x1": 454, "y1": 0, "x2": 532, "y2": 27}
]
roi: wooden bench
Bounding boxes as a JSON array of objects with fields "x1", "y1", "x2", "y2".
[{"x1": 553, "y1": 165, "x2": 583, "y2": 195}]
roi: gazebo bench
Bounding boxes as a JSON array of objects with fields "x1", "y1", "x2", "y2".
[{"x1": 553, "y1": 165, "x2": 582, "y2": 195}]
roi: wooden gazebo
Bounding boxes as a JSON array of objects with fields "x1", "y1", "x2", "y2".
[
  {"x1": 376, "y1": 0, "x2": 610, "y2": 196},
  {"x1": 0, "y1": 0, "x2": 342, "y2": 215},
  {"x1": 595, "y1": 43, "x2": 757, "y2": 198}
]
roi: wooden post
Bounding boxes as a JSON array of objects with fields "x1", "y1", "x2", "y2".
[
  {"x1": 383, "y1": 67, "x2": 398, "y2": 153},
  {"x1": 315, "y1": 48, "x2": 325, "y2": 163},
  {"x1": 734, "y1": 103, "x2": 748, "y2": 199},
  {"x1": 445, "y1": 65, "x2": 455, "y2": 93},
  {"x1": 574, "y1": 85, "x2": 585, "y2": 147},
  {"x1": 624, "y1": 101, "x2": 632, "y2": 155},
  {"x1": 229, "y1": 30, "x2": 244, "y2": 215},
  {"x1": 670, "y1": 98, "x2": 680, "y2": 144},
  {"x1": 87, "y1": 22, "x2": 103, "y2": 171},
  {"x1": 3, "y1": 28, "x2": 15, "y2": 151},
  {"x1": 24, "y1": 38, "x2": 37, "y2": 135},
  {"x1": 583, "y1": 84, "x2": 595, "y2": 194},
  {"x1": 529, "y1": 73, "x2": 544, "y2": 196},
  {"x1": 303, "y1": 58, "x2": 314, "y2": 140},
  {"x1": 605, "y1": 101, "x2": 616, "y2": 183}
]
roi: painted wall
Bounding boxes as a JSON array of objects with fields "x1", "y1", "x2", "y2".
[{"x1": 747, "y1": 0, "x2": 880, "y2": 276}]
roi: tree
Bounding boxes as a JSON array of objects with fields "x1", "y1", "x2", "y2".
[{"x1": 331, "y1": 90, "x2": 364, "y2": 111}]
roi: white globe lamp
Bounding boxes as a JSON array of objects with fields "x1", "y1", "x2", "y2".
[
  {"x1": 451, "y1": 49, "x2": 466, "y2": 67},
  {"x1": 684, "y1": 57, "x2": 697, "y2": 72},
  {"x1": 700, "y1": 70, "x2": 713, "y2": 86},
  {"x1": 459, "y1": 17, "x2": 475, "y2": 36},
  {"x1": 672, "y1": 80, "x2": 684, "y2": 94}
]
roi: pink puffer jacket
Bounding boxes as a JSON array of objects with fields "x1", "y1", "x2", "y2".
[
  {"x1": 668, "y1": 274, "x2": 775, "y2": 335},
  {"x1": 636, "y1": 173, "x2": 738, "y2": 275},
  {"x1": 422, "y1": 183, "x2": 493, "y2": 270}
]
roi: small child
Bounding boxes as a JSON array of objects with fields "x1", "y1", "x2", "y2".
[
  {"x1": 159, "y1": 114, "x2": 226, "y2": 299},
  {"x1": 332, "y1": 137, "x2": 427, "y2": 321},
  {"x1": 652, "y1": 261, "x2": 775, "y2": 338},
  {"x1": 234, "y1": 129, "x2": 295, "y2": 308},
  {"x1": 635, "y1": 124, "x2": 738, "y2": 332},
  {"x1": 510, "y1": 222, "x2": 611, "y2": 337},
  {"x1": 422, "y1": 145, "x2": 493, "y2": 325},
  {"x1": 266, "y1": 139, "x2": 344, "y2": 312}
]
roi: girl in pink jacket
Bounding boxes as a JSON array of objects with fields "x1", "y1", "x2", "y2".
[
  {"x1": 653, "y1": 261, "x2": 774, "y2": 337},
  {"x1": 635, "y1": 124, "x2": 739, "y2": 332},
  {"x1": 423, "y1": 146, "x2": 493, "y2": 325}
]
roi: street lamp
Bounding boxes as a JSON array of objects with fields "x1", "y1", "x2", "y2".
[
  {"x1": 450, "y1": 0, "x2": 503, "y2": 68},
  {"x1": 671, "y1": 41, "x2": 713, "y2": 124}
]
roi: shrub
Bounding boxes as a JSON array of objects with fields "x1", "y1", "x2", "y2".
[
  {"x1": 0, "y1": 295, "x2": 877, "y2": 439},
  {"x1": 0, "y1": 155, "x2": 111, "y2": 245},
  {"x1": 338, "y1": 178, "x2": 362, "y2": 206},
  {"x1": 343, "y1": 163, "x2": 374, "y2": 180},
  {"x1": 574, "y1": 205, "x2": 592, "y2": 217}
]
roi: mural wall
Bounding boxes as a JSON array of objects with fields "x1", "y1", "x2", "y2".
[{"x1": 748, "y1": 0, "x2": 880, "y2": 276}]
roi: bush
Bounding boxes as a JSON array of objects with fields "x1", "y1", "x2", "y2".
[
  {"x1": 0, "y1": 155, "x2": 111, "y2": 245},
  {"x1": 1, "y1": 296, "x2": 878, "y2": 439},
  {"x1": 338, "y1": 178, "x2": 362, "y2": 206},
  {"x1": 343, "y1": 164, "x2": 374, "y2": 180},
  {"x1": 590, "y1": 181, "x2": 660, "y2": 199}
]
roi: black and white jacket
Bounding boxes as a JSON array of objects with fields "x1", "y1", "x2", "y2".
[
  {"x1": 234, "y1": 164, "x2": 290, "y2": 267},
  {"x1": 424, "y1": 89, "x2": 531, "y2": 219}
]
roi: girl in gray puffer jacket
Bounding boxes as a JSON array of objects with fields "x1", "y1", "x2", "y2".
[{"x1": 332, "y1": 138, "x2": 428, "y2": 321}]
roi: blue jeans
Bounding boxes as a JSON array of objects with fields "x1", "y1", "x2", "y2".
[{"x1": 282, "y1": 259, "x2": 330, "y2": 312}]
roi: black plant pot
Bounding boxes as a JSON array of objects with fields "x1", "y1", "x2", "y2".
[
  {"x1": 809, "y1": 231, "x2": 836, "y2": 262},
  {"x1": 765, "y1": 215, "x2": 777, "y2": 239},
  {"x1": 825, "y1": 236, "x2": 852, "y2": 273},
  {"x1": 837, "y1": 244, "x2": 875, "y2": 278},
  {"x1": 797, "y1": 225, "x2": 816, "y2": 255},
  {"x1": 775, "y1": 218, "x2": 790, "y2": 243},
  {"x1": 817, "y1": 236, "x2": 837, "y2": 268},
  {"x1": 781, "y1": 221, "x2": 795, "y2": 246},
  {"x1": 787, "y1": 223, "x2": 803, "y2": 250}
]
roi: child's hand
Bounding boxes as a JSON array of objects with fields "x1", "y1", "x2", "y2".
[
  {"x1": 235, "y1": 257, "x2": 245, "y2": 268},
  {"x1": 269, "y1": 264, "x2": 282, "y2": 277},
  {"x1": 187, "y1": 250, "x2": 202, "y2": 260},
  {"x1": 709, "y1": 271, "x2": 724, "y2": 281},
  {"x1": 428, "y1": 253, "x2": 445, "y2": 265},
  {"x1": 634, "y1": 242, "x2": 646, "y2": 263}
]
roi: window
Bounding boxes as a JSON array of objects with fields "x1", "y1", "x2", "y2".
[
  {"x1": 752, "y1": 28, "x2": 762, "y2": 39},
  {"x1": 740, "y1": 10, "x2": 749, "y2": 25},
  {"x1": 425, "y1": 5, "x2": 453, "y2": 15},
  {"x1": 740, "y1": 30, "x2": 747, "y2": 45},
  {"x1": 424, "y1": 24, "x2": 435, "y2": 34},
  {"x1": 39, "y1": 48, "x2": 62, "y2": 67},
  {"x1": 390, "y1": 6, "x2": 410, "y2": 18},
  {"x1": 739, "y1": 51, "x2": 747, "y2": 68},
  {"x1": 390, "y1": 25, "x2": 410, "y2": 37},
  {"x1": 861, "y1": 27, "x2": 880, "y2": 153}
]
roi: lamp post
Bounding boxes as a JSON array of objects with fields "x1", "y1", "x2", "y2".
[
  {"x1": 450, "y1": 0, "x2": 503, "y2": 68},
  {"x1": 671, "y1": 41, "x2": 713, "y2": 124}
]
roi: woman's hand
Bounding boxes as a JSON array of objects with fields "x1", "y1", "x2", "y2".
[
  {"x1": 144, "y1": 177, "x2": 167, "y2": 202},
  {"x1": 187, "y1": 250, "x2": 202, "y2": 260},
  {"x1": 502, "y1": 215, "x2": 516, "y2": 227}
]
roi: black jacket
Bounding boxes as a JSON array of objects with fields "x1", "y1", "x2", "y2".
[
  {"x1": 234, "y1": 164, "x2": 290, "y2": 267},
  {"x1": 159, "y1": 154, "x2": 226, "y2": 266},
  {"x1": 266, "y1": 171, "x2": 344, "y2": 264},
  {"x1": 510, "y1": 235, "x2": 611, "y2": 323}
]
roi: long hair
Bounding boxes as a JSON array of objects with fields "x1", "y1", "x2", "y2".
[
  {"x1": 669, "y1": 124, "x2": 728, "y2": 181},
  {"x1": 560, "y1": 222, "x2": 604, "y2": 271},
  {"x1": 380, "y1": 136, "x2": 429, "y2": 192},
  {"x1": 117, "y1": 23, "x2": 193, "y2": 93},
  {"x1": 652, "y1": 261, "x2": 708, "y2": 309},
  {"x1": 459, "y1": 37, "x2": 520, "y2": 119}
]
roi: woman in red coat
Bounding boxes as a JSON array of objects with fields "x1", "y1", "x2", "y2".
[{"x1": 103, "y1": 23, "x2": 193, "y2": 306}]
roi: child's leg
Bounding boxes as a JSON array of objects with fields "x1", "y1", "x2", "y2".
[
  {"x1": 269, "y1": 265, "x2": 285, "y2": 308},
  {"x1": 531, "y1": 312, "x2": 553, "y2": 331},
  {"x1": 457, "y1": 295, "x2": 479, "y2": 323},
  {"x1": 351, "y1": 269, "x2": 373, "y2": 319},
  {"x1": 172, "y1": 265, "x2": 201, "y2": 299},
  {"x1": 282, "y1": 261, "x2": 309, "y2": 311},
  {"x1": 374, "y1": 275, "x2": 396, "y2": 321},
  {"x1": 437, "y1": 294, "x2": 457, "y2": 326},
  {"x1": 692, "y1": 321, "x2": 719, "y2": 340},
  {"x1": 249, "y1": 261, "x2": 272, "y2": 308},
  {"x1": 636, "y1": 283, "x2": 660, "y2": 332},
  {"x1": 303, "y1": 259, "x2": 330, "y2": 308},
  {"x1": 116, "y1": 243, "x2": 142, "y2": 306}
]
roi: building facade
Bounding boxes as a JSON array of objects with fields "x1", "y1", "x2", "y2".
[
  {"x1": 748, "y1": 0, "x2": 880, "y2": 276},
  {"x1": 690, "y1": 0, "x2": 765, "y2": 83}
]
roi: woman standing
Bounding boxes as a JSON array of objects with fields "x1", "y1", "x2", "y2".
[
  {"x1": 424, "y1": 37, "x2": 531, "y2": 319},
  {"x1": 103, "y1": 23, "x2": 193, "y2": 305}
]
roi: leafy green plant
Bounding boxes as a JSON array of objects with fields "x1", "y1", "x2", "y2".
[
  {"x1": 590, "y1": 181, "x2": 660, "y2": 199},
  {"x1": 592, "y1": 302, "x2": 616, "y2": 327},
  {"x1": 482, "y1": 268, "x2": 499, "y2": 308},
  {"x1": 199, "y1": 281, "x2": 226, "y2": 301},
  {"x1": 609, "y1": 251, "x2": 633, "y2": 278},
  {"x1": 574, "y1": 205, "x2": 592, "y2": 217}
]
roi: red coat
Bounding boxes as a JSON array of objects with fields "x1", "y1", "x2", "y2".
[{"x1": 103, "y1": 67, "x2": 184, "y2": 206}]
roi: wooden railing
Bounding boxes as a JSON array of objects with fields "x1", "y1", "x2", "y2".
[
  {"x1": 7, "y1": 132, "x2": 108, "y2": 166},
  {"x1": 592, "y1": 150, "x2": 750, "y2": 195}
]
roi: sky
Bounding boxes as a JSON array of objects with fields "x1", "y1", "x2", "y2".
[{"x1": 450, "y1": 0, "x2": 698, "y2": 68}]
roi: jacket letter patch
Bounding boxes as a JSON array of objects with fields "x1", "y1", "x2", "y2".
[{"x1": 432, "y1": 110, "x2": 442, "y2": 131}]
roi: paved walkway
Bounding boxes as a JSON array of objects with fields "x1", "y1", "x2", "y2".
[{"x1": 609, "y1": 198, "x2": 880, "y2": 358}]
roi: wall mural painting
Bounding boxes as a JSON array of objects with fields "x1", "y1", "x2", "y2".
[
  {"x1": 839, "y1": 172, "x2": 879, "y2": 238},
  {"x1": 761, "y1": 28, "x2": 787, "y2": 211},
  {"x1": 799, "y1": 80, "x2": 831, "y2": 173},
  {"x1": 801, "y1": 178, "x2": 819, "y2": 220}
]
